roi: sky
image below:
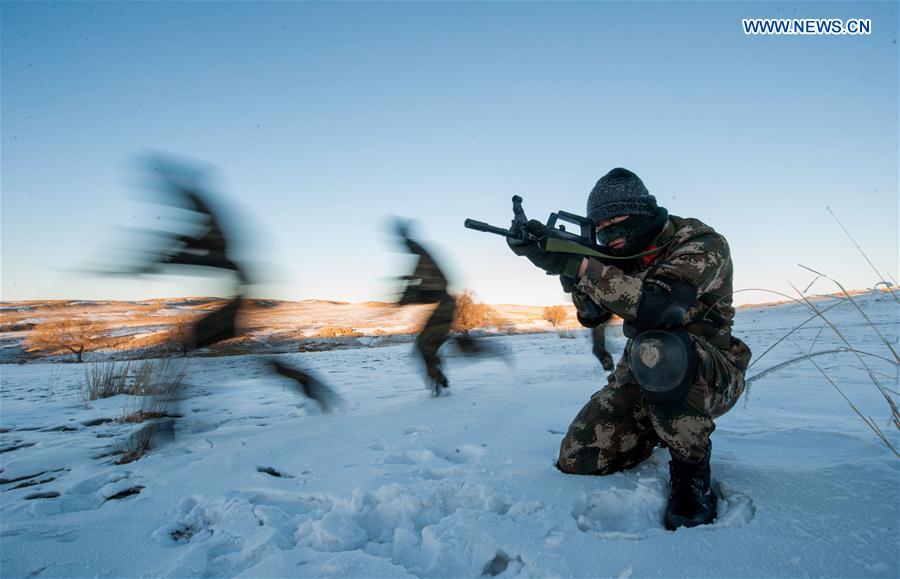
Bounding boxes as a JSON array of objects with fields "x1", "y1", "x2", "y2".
[{"x1": 2, "y1": 1, "x2": 898, "y2": 306}]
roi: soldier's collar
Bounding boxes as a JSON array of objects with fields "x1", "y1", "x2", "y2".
[{"x1": 656, "y1": 219, "x2": 677, "y2": 247}]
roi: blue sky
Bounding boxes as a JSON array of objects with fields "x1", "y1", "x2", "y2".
[{"x1": 2, "y1": 1, "x2": 897, "y2": 306}]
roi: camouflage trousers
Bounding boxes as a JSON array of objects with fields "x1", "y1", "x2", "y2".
[
  {"x1": 415, "y1": 293, "x2": 456, "y2": 384},
  {"x1": 558, "y1": 335, "x2": 751, "y2": 471}
]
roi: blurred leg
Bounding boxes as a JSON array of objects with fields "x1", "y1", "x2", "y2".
[{"x1": 415, "y1": 295, "x2": 455, "y2": 388}]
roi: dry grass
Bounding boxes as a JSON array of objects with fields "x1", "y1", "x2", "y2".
[
  {"x1": 742, "y1": 276, "x2": 899, "y2": 457},
  {"x1": 81, "y1": 362, "x2": 126, "y2": 402},
  {"x1": 315, "y1": 326, "x2": 361, "y2": 338},
  {"x1": 118, "y1": 409, "x2": 173, "y2": 424},
  {"x1": 81, "y1": 358, "x2": 185, "y2": 403},
  {"x1": 44, "y1": 367, "x2": 64, "y2": 402},
  {"x1": 115, "y1": 361, "x2": 187, "y2": 464},
  {"x1": 715, "y1": 208, "x2": 897, "y2": 456}
]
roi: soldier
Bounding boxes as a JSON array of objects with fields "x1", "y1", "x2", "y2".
[
  {"x1": 394, "y1": 222, "x2": 456, "y2": 394},
  {"x1": 509, "y1": 168, "x2": 751, "y2": 530}
]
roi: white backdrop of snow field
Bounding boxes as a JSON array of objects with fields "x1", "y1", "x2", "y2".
[{"x1": 1, "y1": 294, "x2": 897, "y2": 578}]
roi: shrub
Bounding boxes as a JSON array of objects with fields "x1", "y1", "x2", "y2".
[
  {"x1": 543, "y1": 305, "x2": 569, "y2": 328},
  {"x1": 452, "y1": 290, "x2": 505, "y2": 334},
  {"x1": 315, "y1": 326, "x2": 360, "y2": 338}
]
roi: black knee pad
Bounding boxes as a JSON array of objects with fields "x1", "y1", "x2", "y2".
[{"x1": 630, "y1": 328, "x2": 699, "y2": 407}]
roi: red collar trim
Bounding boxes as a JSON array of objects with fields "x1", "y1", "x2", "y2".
[{"x1": 640, "y1": 245, "x2": 661, "y2": 268}]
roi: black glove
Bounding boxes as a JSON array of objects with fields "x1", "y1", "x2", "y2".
[
  {"x1": 510, "y1": 220, "x2": 582, "y2": 279},
  {"x1": 560, "y1": 275, "x2": 577, "y2": 293},
  {"x1": 506, "y1": 220, "x2": 537, "y2": 255}
]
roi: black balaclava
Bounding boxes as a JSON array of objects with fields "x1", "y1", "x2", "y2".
[{"x1": 595, "y1": 207, "x2": 669, "y2": 258}]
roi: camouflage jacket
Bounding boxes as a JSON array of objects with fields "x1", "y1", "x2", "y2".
[{"x1": 575, "y1": 216, "x2": 737, "y2": 350}]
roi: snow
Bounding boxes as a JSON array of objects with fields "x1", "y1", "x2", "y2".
[{"x1": 1, "y1": 294, "x2": 898, "y2": 577}]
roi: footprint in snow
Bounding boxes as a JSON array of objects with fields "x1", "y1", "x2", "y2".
[
  {"x1": 711, "y1": 480, "x2": 756, "y2": 529},
  {"x1": 25, "y1": 471, "x2": 141, "y2": 515},
  {"x1": 0, "y1": 468, "x2": 68, "y2": 489},
  {"x1": 571, "y1": 477, "x2": 756, "y2": 538},
  {"x1": 378, "y1": 445, "x2": 487, "y2": 468},
  {"x1": 571, "y1": 477, "x2": 668, "y2": 538},
  {"x1": 402, "y1": 425, "x2": 433, "y2": 436}
]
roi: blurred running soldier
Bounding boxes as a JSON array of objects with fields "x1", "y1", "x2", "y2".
[
  {"x1": 564, "y1": 278, "x2": 616, "y2": 371},
  {"x1": 395, "y1": 222, "x2": 455, "y2": 394}
]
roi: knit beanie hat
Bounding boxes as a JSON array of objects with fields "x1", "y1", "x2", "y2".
[{"x1": 586, "y1": 168, "x2": 658, "y2": 224}]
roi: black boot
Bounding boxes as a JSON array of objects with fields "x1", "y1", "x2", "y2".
[
  {"x1": 600, "y1": 352, "x2": 615, "y2": 372},
  {"x1": 663, "y1": 452, "x2": 717, "y2": 531},
  {"x1": 425, "y1": 358, "x2": 449, "y2": 394}
]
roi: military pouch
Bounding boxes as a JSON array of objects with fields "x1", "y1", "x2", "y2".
[{"x1": 630, "y1": 328, "x2": 699, "y2": 407}]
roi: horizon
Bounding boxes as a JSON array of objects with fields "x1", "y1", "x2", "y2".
[
  {"x1": 2, "y1": 2, "x2": 898, "y2": 307},
  {"x1": 0, "y1": 285, "x2": 889, "y2": 310}
]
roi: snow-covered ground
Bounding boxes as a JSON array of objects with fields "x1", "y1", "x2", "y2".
[{"x1": 1, "y1": 293, "x2": 897, "y2": 578}]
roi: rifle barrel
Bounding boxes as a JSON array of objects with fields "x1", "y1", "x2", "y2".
[{"x1": 464, "y1": 219, "x2": 514, "y2": 238}]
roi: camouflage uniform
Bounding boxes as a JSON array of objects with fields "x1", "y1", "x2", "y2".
[
  {"x1": 558, "y1": 216, "x2": 752, "y2": 472},
  {"x1": 398, "y1": 236, "x2": 455, "y2": 387}
]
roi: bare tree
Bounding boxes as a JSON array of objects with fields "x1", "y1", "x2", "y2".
[
  {"x1": 543, "y1": 305, "x2": 569, "y2": 328},
  {"x1": 27, "y1": 317, "x2": 101, "y2": 363}
]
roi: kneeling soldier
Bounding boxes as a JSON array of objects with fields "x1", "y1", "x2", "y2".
[{"x1": 509, "y1": 168, "x2": 751, "y2": 530}]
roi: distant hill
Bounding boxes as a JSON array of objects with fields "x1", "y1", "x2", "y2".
[
  {"x1": 0, "y1": 297, "x2": 583, "y2": 363},
  {"x1": 1, "y1": 287, "x2": 893, "y2": 363}
]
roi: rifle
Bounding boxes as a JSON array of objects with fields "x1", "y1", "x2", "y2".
[
  {"x1": 466, "y1": 197, "x2": 726, "y2": 331},
  {"x1": 464, "y1": 195, "x2": 665, "y2": 262},
  {"x1": 465, "y1": 196, "x2": 614, "y2": 321}
]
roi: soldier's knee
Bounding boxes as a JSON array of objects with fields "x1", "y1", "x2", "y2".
[
  {"x1": 557, "y1": 440, "x2": 629, "y2": 476},
  {"x1": 555, "y1": 457, "x2": 580, "y2": 475},
  {"x1": 557, "y1": 436, "x2": 600, "y2": 475},
  {"x1": 556, "y1": 455, "x2": 614, "y2": 476},
  {"x1": 557, "y1": 455, "x2": 633, "y2": 476}
]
